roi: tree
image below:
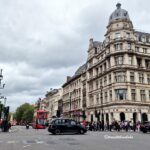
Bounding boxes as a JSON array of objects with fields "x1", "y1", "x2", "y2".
[
  {"x1": 15, "y1": 103, "x2": 34, "y2": 124},
  {"x1": 22, "y1": 108, "x2": 34, "y2": 122}
]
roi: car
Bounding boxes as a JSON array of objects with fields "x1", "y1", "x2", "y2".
[
  {"x1": 140, "y1": 121, "x2": 150, "y2": 133},
  {"x1": 48, "y1": 118, "x2": 87, "y2": 135}
]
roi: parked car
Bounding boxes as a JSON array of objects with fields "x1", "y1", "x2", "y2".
[
  {"x1": 48, "y1": 118, "x2": 87, "y2": 135},
  {"x1": 140, "y1": 121, "x2": 150, "y2": 133}
]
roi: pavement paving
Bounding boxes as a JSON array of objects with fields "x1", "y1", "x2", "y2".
[{"x1": 0, "y1": 126, "x2": 150, "y2": 150}]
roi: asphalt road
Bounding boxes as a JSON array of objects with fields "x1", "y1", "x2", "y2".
[{"x1": 0, "y1": 126, "x2": 150, "y2": 150}]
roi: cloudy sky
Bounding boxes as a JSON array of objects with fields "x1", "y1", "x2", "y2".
[{"x1": 0, "y1": 0, "x2": 150, "y2": 111}]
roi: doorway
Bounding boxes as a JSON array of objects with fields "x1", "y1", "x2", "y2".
[{"x1": 120, "y1": 112, "x2": 125, "y2": 121}]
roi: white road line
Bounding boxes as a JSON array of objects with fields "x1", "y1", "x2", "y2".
[
  {"x1": 7, "y1": 141, "x2": 16, "y2": 144},
  {"x1": 36, "y1": 141, "x2": 44, "y2": 144},
  {"x1": 23, "y1": 145, "x2": 31, "y2": 148}
]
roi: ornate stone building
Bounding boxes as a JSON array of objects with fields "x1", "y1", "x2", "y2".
[
  {"x1": 44, "y1": 88, "x2": 63, "y2": 120},
  {"x1": 62, "y1": 64, "x2": 87, "y2": 121},
  {"x1": 86, "y1": 3, "x2": 150, "y2": 124}
]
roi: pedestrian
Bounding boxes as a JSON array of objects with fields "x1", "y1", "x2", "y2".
[
  {"x1": 137, "y1": 121, "x2": 141, "y2": 132},
  {"x1": 36, "y1": 119, "x2": 38, "y2": 130},
  {"x1": 93, "y1": 122, "x2": 97, "y2": 131},
  {"x1": 133, "y1": 122, "x2": 136, "y2": 132},
  {"x1": 8, "y1": 121, "x2": 11, "y2": 131},
  {"x1": 101, "y1": 120, "x2": 104, "y2": 131},
  {"x1": 97, "y1": 121, "x2": 100, "y2": 131},
  {"x1": 125, "y1": 121, "x2": 129, "y2": 132}
]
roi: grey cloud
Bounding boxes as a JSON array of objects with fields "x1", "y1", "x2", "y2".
[{"x1": 0, "y1": 0, "x2": 150, "y2": 111}]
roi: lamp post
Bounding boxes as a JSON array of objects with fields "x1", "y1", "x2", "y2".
[
  {"x1": 0, "y1": 69, "x2": 5, "y2": 119},
  {"x1": 0, "y1": 69, "x2": 5, "y2": 89},
  {"x1": 100, "y1": 86, "x2": 104, "y2": 131},
  {"x1": 0, "y1": 96, "x2": 7, "y2": 119},
  {"x1": 69, "y1": 92, "x2": 72, "y2": 118}
]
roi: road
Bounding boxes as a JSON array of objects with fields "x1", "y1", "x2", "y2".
[{"x1": 0, "y1": 126, "x2": 150, "y2": 150}]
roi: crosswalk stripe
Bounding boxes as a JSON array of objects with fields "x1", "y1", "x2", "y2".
[
  {"x1": 7, "y1": 141, "x2": 16, "y2": 144},
  {"x1": 36, "y1": 141, "x2": 44, "y2": 144},
  {"x1": 23, "y1": 145, "x2": 31, "y2": 148}
]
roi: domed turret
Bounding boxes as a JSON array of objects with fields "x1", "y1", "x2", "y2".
[{"x1": 109, "y1": 3, "x2": 130, "y2": 23}]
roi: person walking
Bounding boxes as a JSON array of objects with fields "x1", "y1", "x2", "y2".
[{"x1": 36, "y1": 119, "x2": 38, "y2": 130}]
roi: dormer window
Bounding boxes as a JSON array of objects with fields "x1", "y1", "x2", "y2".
[
  {"x1": 95, "y1": 48, "x2": 97, "y2": 54},
  {"x1": 142, "y1": 36, "x2": 146, "y2": 42},
  {"x1": 135, "y1": 35, "x2": 138, "y2": 41},
  {"x1": 124, "y1": 12, "x2": 127, "y2": 16}
]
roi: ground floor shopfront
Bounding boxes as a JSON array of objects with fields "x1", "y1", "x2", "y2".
[
  {"x1": 86, "y1": 104, "x2": 150, "y2": 124},
  {"x1": 63, "y1": 109, "x2": 84, "y2": 121}
]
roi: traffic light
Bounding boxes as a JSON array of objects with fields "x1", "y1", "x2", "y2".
[
  {"x1": 82, "y1": 110, "x2": 86, "y2": 119},
  {"x1": 4, "y1": 106, "x2": 9, "y2": 119},
  {"x1": 0, "y1": 104, "x2": 3, "y2": 119},
  {"x1": 6, "y1": 106, "x2": 9, "y2": 114}
]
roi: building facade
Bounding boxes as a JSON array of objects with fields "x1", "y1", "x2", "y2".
[
  {"x1": 45, "y1": 88, "x2": 63, "y2": 120},
  {"x1": 86, "y1": 3, "x2": 150, "y2": 124},
  {"x1": 62, "y1": 64, "x2": 87, "y2": 121}
]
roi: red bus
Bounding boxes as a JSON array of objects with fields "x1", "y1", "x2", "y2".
[{"x1": 32, "y1": 110, "x2": 48, "y2": 129}]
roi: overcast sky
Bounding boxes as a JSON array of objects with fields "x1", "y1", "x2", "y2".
[{"x1": 0, "y1": 0, "x2": 150, "y2": 111}]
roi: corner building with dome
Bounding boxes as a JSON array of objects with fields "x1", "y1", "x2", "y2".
[
  {"x1": 86, "y1": 3, "x2": 150, "y2": 123},
  {"x1": 62, "y1": 3, "x2": 150, "y2": 123}
]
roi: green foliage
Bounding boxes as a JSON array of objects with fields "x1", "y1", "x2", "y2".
[{"x1": 15, "y1": 103, "x2": 34, "y2": 123}]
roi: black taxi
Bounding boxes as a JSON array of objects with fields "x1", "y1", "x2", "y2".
[{"x1": 48, "y1": 118, "x2": 87, "y2": 135}]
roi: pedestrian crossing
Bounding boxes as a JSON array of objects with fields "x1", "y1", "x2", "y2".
[{"x1": 0, "y1": 140, "x2": 80, "y2": 146}]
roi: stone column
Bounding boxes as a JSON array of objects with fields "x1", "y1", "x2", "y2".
[
  {"x1": 137, "y1": 113, "x2": 141, "y2": 122},
  {"x1": 103, "y1": 113, "x2": 106, "y2": 124},
  {"x1": 110, "y1": 56, "x2": 115, "y2": 67},
  {"x1": 148, "y1": 113, "x2": 150, "y2": 121},
  {"x1": 114, "y1": 113, "x2": 120, "y2": 121},
  {"x1": 108, "y1": 113, "x2": 112, "y2": 124},
  {"x1": 135, "y1": 72, "x2": 138, "y2": 84},
  {"x1": 128, "y1": 86, "x2": 131, "y2": 101},
  {"x1": 126, "y1": 70, "x2": 130, "y2": 82},
  {"x1": 126, "y1": 112, "x2": 132, "y2": 121},
  {"x1": 142, "y1": 58, "x2": 145, "y2": 68},
  {"x1": 124, "y1": 54, "x2": 128, "y2": 65},
  {"x1": 136, "y1": 89, "x2": 141, "y2": 102},
  {"x1": 133, "y1": 55, "x2": 137, "y2": 66}
]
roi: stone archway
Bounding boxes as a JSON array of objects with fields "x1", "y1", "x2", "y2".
[
  {"x1": 91, "y1": 114, "x2": 93, "y2": 122},
  {"x1": 106, "y1": 113, "x2": 109, "y2": 123},
  {"x1": 120, "y1": 112, "x2": 125, "y2": 121},
  {"x1": 142, "y1": 113, "x2": 148, "y2": 122},
  {"x1": 133, "y1": 112, "x2": 137, "y2": 124}
]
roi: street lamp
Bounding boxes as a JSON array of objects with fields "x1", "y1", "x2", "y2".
[
  {"x1": 0, "y1": 69, "x2": 5, "y2": 89},
  {"x1": 0, "y1": 69, "x2": 3, "y2": 80},
  {"x1": 0, "y1": 96, "x2": 7, "y2": 119},
  {"x1": 0, "y1": 96, "x2": 6, "y2": 104},
  {"x1": 69, "y1": 92, "x2": 72, "y2": 118},
  {"x1": 100, "y1": 86, "x2": 104, "y2": 131}
]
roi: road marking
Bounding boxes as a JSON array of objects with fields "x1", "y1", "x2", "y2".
[
  {"x1": 36, "y1": 141, "x2": 44, "y2": 144},
  {"x1": 23, "y1": 145, "x2": 31, "y2": 148},
  {"x1": 7, "y1": 141, "x2": 16, "y2": 144}
]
